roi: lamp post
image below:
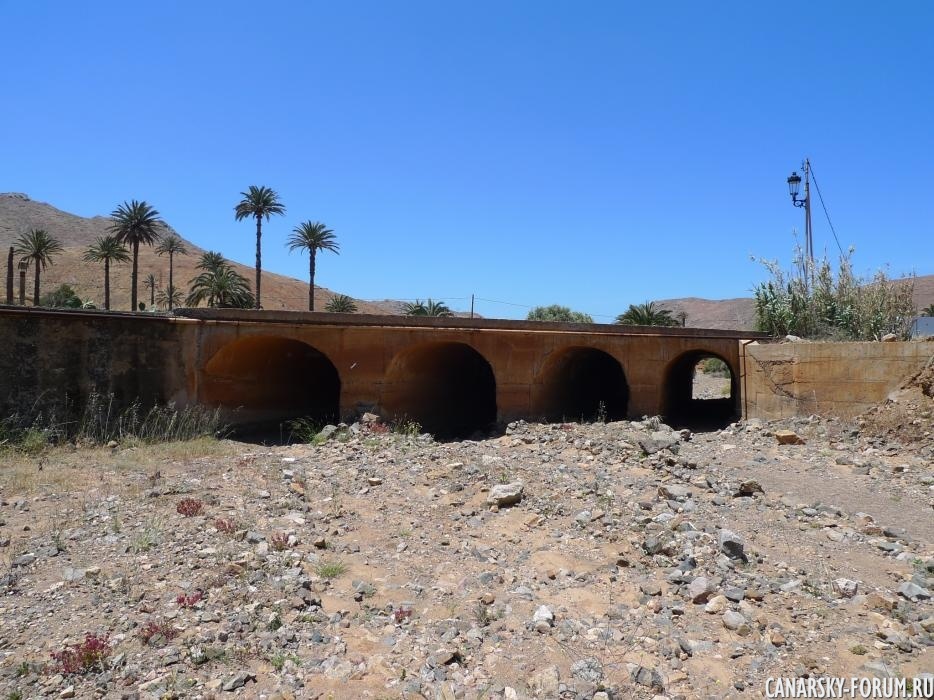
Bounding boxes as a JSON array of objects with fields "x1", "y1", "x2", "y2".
[{"x1": 786, "y1": 159, "x2": 813, "y2": 263}]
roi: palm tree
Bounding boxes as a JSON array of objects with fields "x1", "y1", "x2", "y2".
[
  {"x1": 922, "y1": 304, "x2": 934, "y2": 317},
  {"x1": 287, "y1": 221, "x2": 339, "y2": 311},
  {"x1": 615, "y1": 301, "x2": 679, "y2": 327},
  {"x1": 14, "y1": 229, "x2": 64, "y2": 306},
  {"x1": 234, "y1": 185, "x2": 285, "y2": 309},
  {"x1": 186, "y1": 251, "x2": 254, "y2": 308},
  {"x1": 82, "y1": 235, "x2": 130, "y2": 310},
  {"x1": 325, "y1": 294, "x2": 358, "y2": 313},
  {"x1": 142, "y1": 273, "x2": 157, "y2": 308},
  {"x1": 155, "y1": 234, "x2": 188, "y2": 310},
  {"x1": 402, "y1": 298, "x2": 453, "y2": 317},
  {"x1": 109, "y1": 200, "x2": 164, "y2": 311},
  {"x1": 156, "y1": 285, "x2": 183, "y2": 310}
]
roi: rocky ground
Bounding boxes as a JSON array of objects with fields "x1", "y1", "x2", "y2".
[{"x1": 0, "y1": 391, "x2": 932, "y2": 699}]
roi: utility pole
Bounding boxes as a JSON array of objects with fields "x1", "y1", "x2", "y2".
[
  {"x1": 5, "y1": 247, "x2": 12, "y2": 305},
  {"x1": 18, "y1": 260, "x2": 27, "y2": 305},
  {"x1": 470, "y1": 294, "x2": 475, "y2": 319}
]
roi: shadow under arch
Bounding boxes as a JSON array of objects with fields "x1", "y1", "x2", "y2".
[
  {"x1": 536, "y1": 346, "x2": 629, "y2": 422},
  {"x1": 381, "y1": 341, "x2": 497, "y2": 439},
  {"x1": 202, "y1": 336, "x2": 341, "y2": 429},
  {"x1": 663, "y1": 350, "x2": 738, "y2": 430}
]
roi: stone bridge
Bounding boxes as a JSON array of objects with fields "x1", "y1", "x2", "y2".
[{"x1": 0, "y1": 307, "x2": 766, "y2": 437}]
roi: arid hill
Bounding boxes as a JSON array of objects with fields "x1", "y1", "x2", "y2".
[{"x1": 0, "y1": 192, "x2": 395, "y2": 313}]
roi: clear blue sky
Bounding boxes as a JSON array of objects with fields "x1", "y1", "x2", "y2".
[{"x1": 1, "y1": 2, "x2": 931, "y2": 320}]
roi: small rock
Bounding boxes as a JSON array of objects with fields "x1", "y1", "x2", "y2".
[
  {"x1": 222, "y1": 671, "x2": 255, "y2": 691},
  {"x1": 687, "y1": 576, "x2": 715, "y2": 603},
  {"x1": 315, "y1": 425, "x2": 339, "y2": 442},
  {"x1": 704, "y1": 595, "x2": 728, "y2": 614},
  {"x1": 532, "y1": 605, "x2": 554, "y2": 626},
  {"x1": 718, "y1": 529, "x2": 748, "y2": 562},
  {"x1": 527, "y1": 665, "x2": 560, "y2": 696},
  {"x1": 833, "y1": 578, "x2": 859, "y2": 598},
  {"x1": 897, "y1": 581, "x2": 931, "y2": 601},
  {"x1": 570, "y1": 657, "x2": 604, "y2": 684},
  {"x1": 735, "y1": 480, "x2": 764, "y2": 497},
  {"x1": 12, "y1": 553, "x2": 36, "y2": 567},
  {"x1": 775, "y1": 429, "x2": 805, "y2": 445},
  {"x1": 722, "y1": 610, "x2": 750, "y2": 635},
  {"x1": 630, "y1": 665, "x2": 664, "y2": 691},
  {"x1": 487, "y1": 482, "x2": 524, "y2": 507}
]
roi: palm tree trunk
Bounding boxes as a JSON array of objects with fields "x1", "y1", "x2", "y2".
[
  {"x1": 309, "y1": 252, "x2": 315, "y2": 311},
  {"x1": 104, "y1": 258, "x2": 110, "y2": 310},
  {"x1": 131, "y1": 241, "x2": 139, "y2": 310},
  {"x1": 254, "y1": 215, "x2": 262, "y2": 310},
  {"x1": 33, "y1": 263, "x2": 40, "y2": 306},
  {"x1": 168, "y1": 252, "x2": 174, "y2": 310}
]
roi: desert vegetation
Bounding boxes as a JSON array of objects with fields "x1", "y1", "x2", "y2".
[
  {"x1": 287, "y1": 221, "x2": 340, "y2": 311},
  {"x1": 154, "y1": 234, "x2": 188, "y2": 311},
  {"x1": 0, "y1": 391, "x2": 222, "y2": 455},
  {"x1": 615, "y1": 301, "x2": 679, "y2": 327},
  {"x1": 527, "y1": 304, "x2": 594, "y2": 323},
  {"x1": 753, "y1": 249, "x2": 916, "y2": 340},
  {"x1": 234, "y1": 185, "x2": 286, "y2": 310},
  {"x1": 403, "y1": 298, "x2": 454, "y2": 317},
  {"x1": 82, "y1": 235, "x2": 129, "y2": 310},
  {"x1": 186, "y1": 251, "x2": 254, "y2": 309},
  {"x1": 324, "y1": 294, "x2": 358, "y2": 313},
  {"x1": 109, "y1": 200, "x2": 164, "y2": 311},
  {"x1": 13, "y1": 228, "x2": 64, "y2": 307}
]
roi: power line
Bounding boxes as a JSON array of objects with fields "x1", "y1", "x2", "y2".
[{"x1": 808, "y1": 163, "x2": 845, "y2": 256}]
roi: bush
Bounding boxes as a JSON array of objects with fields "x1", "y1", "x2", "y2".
[
  {"x1": 40, "y1": 284, "x2": 82, "y2": 309},
  {"x1": 527, "y1": 305, "x2": 593, "y2": 323},
  {"x1": 699, "y1": 358, "x2": 729, "y2": 376},
  {"x1": 753, "y1": 248, "x2": 915, "y2": 340}
]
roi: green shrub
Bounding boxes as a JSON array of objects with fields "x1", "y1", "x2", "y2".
[
  {"x1": 527, "y1": 305, "x2": 593, "y2": 323},
  {"x1": 753, "y1": 248, "x2": 915, "y2": 340},
  {"x1": 699, "y1": 358, "x2": 729, "y2": 376},
  {"x1": 40, "y1": 284, "x2": 82, "y2": 309}
]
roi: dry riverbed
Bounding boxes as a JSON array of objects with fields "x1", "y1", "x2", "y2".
[{"x1": 0, "y1": 397, "x2": 932, "y2": 699}]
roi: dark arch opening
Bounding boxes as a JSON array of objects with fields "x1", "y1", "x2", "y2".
[
  {"x1": 663, "y1": 351, "x2": 738, "y2": 430},
  {"x1": 382, "y1": 342, "x2": 497, "y2": 439},
  {"x1": 538, "y1": 347, "x2": 629, "y2": 422},
  {"x1": 203, "y1": 336, "x2": 340, "y2": 430}
]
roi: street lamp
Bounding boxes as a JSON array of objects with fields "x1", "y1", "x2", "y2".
[{"x1": 786, "y1": 159, "x2": 813, "y2": 263}]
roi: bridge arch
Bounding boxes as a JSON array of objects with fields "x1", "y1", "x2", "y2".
[
  {"x1": 663, "y1": 350, "x2": 738, "y2": 430},
  {"x1": 382, "y1": 341, "x2": 496, "y2": 439},
  {"x1": 202, "y1": 336, "x2": 340, "y2": 427},
  {"x1": 536, "y1": 346, "x2": 629, "y2": 422}
]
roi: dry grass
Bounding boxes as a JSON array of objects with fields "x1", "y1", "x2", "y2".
[{"x1": 0, "y1": 438, "x2": 239, "y2": 498}]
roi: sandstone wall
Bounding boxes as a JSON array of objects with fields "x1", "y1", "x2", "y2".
[{"x1": 741, "y1": 340, "x2": 934, "y2": 419}]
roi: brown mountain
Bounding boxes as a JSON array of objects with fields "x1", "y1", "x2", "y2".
[{"x1": 0, "y1": 192, "x2": 395, "y2": 313}]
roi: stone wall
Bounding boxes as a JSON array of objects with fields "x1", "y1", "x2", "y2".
[
  {"x1": 741, "y1": 339, "x2": 934, "y2": 419},
  {"x1": 0, "y1": 307, "x2": 196, "y2": 422}
]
